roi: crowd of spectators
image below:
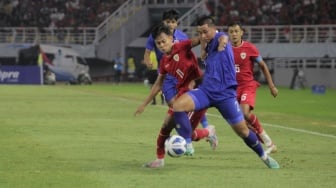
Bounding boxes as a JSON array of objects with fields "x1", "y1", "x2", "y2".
[
  {"x1": 0, "y1": 0, "x2": 123, "y2": 28},
  {"x1": 2, "y1": 0, "x2": 335, "y2": 28},
  {"x1": 207, "y1": 0, "x2": 336, "y2": 26}
]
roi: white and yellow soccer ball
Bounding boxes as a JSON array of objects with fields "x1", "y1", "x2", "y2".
[{"x1": 164, "y1": 135, "x2": 187, "y2": 157}]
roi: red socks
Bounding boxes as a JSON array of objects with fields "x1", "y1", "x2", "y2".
[
  {"x1": 156, "y1": 128, "x2": 170, "y2": 159},
  {"x1": 248, "y1": 113, "x2": 264, "y2": 134},
  {"x1": 192, "y1": 128, "x2": 209, "y2": 141}
]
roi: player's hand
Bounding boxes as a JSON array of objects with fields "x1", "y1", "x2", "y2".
[
  {"x1": 147, "y1": 62, "x2": 153, "y2": 69},
  {"x1": 270, "y1": 86, "x2": 278, "y2": 97},
  {"x1": 218, "y1": 35, "x2": 228, "y2": 51},
  {"x1": 144, "y1": 61, "x2": 153, "y2": 69},
  {"x1": 134, "y1": 105, "x2": 146, "y2": 116}
]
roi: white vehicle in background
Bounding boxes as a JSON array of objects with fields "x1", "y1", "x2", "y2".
[
  {"x1": 18, "y1": 44, "x2": 92, "y2": 84},
  {"x1": 40, "y1": 44, "x2": 92, "y2": 84}
]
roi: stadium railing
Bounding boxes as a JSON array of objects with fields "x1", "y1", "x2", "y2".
[
  {"x1": 179, "y1": 25, "x2": 336, "y2": 44},
  {"x1": 1, "y1": 25, "x2": 335, "y2": 45},
  {"x1": 268, "y1": 57, "x2": 336, "y2": 88},
  {"x1": 0, "y1": 27, "x2": 96, "y2": 45},
  {"x1": 271, "y1": 57, "x2": 336, "y2": 69},
  {"x1": 145, "y1": 0, "x2": 202, "y2": 7},
  {"x1": 96, "y1": 0, "x2": 202, "y2": 44}
]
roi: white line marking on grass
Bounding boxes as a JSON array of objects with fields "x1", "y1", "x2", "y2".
[
  {"x1": 58, "y1": 87, "x2": 336, "y2": 140},
  {"x1": 263, "y1": 123, "x2": 336, "y2": 139},
  {"x1": 206, "y1": 113, "x2": 336, "y2": 139}
]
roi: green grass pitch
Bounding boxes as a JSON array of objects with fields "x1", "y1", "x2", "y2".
[{"x1": 0, "y1": 83, "x2": 335, "y2": 188}]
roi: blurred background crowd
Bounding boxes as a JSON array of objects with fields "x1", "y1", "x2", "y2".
[
  {"x1": 0, "y1": 0, "x2": 124, "y2": 27},
  {"x1": 1, "y1": 0, "x2": 335, "y2": 29},
  {"x1": 207, "y1": 0, "x2": 336, "y2": 25}
]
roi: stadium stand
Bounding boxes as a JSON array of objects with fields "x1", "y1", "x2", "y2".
[
  {"x1": 206, "y1": 0, "x2": 336, "y2": 26},
  {"x1": 0, "y1": 0, "x2": 124, "y2": 27},
  {"x1": 1, "y1": 0, "x2": 335, "y2": 45},
  {"x1": 0, "y1": 0, "x2": 335, "y2": 87},
  {"x1": 0, "y1": 0, "x2": 125, "y2": 45}
]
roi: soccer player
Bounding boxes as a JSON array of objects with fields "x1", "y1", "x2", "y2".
[
  {"x1": 143, "y1": 9, "x2": 211, "y2": 129},
  {"x1": 172, "y1": 16, "x2": 280, "y2": 169},
  {"x1": 135, "y1": 23, "x2": 218, "y2": 168},
  {"x1": 227, "y1": 22, "x2": 278, "y2": 154},
  {"x1": 143, "y1": 9, "x2": 188, "y2": 105},
  {"x1": 138, "y1": 10, "x2": 216, "y2": 168}
]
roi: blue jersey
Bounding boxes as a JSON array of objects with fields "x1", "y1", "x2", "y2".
[
  {"x1": 145, "y1": 29, "x2": 188, "y2": 63},
  {"x1": 199, "y1": 32, "x2": 237, "y2": 101},
  {"x1": 187, "y1": 32, "x2": 243, "y2": 125}
]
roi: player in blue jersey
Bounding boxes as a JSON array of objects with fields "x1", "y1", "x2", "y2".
[
  {"x1": 139, "y1": 10, "x2": 214, "y2": 168},
  {"x1": 172, "y1": 16, "x2": 280, "y2": 169}
]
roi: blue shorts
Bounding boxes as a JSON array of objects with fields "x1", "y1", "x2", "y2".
[
  {"x1": 187, "y1": 88, "x2": 244, "y2": 125},
  {"x1": 162, "y1": 74, "x2": 177, "y2": 102}
]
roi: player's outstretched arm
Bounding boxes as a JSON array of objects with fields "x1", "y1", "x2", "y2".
[
  {"x1": 259, "y1": 60, "x2": 278, "y2": 97},
  {"x1": 134, "y1": 74, "x2": 165, "y2": 116}
]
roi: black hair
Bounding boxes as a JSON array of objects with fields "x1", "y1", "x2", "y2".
[
  {"x1": 227, "y1": 22, "x2": 243, "y2": 30},
  {"x1": 151, "y1": 23, "x2": 172, "y2": 40},
  {"x1": 197, "y1": 15, "x2": 216, "y2": 27},
  {"x1": 162, "y1": 9, "x2": 180, "y2": 21}
]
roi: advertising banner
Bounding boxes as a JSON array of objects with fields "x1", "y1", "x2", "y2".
[{"x1": 0, "y1": 66, "x2": 42, "y2": 85}]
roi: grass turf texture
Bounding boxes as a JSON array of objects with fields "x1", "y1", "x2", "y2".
[{"x1": 0, "y1": 84, "x2": 335, "y2": 188}]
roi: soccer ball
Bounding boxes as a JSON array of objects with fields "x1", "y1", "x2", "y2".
[{"x1": 164, "y1": 135, "x2": 187, "y2": 157}]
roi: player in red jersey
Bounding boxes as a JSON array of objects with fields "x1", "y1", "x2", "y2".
[
  {"x1": 135, "y1": 23, "x2": 218, "y2": 168},
  {"x1": 228, "y1": 22, "x2": 278, "y2": 154}
]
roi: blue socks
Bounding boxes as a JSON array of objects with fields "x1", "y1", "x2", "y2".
[
  {"x1": 200, "y1": 115, "x2": 209, "y2": 128},
  {"x1": 243, "y1": 130, "x2": 265, "y2": 157},
  {"x1": 174, "y1": 112, "x2": 192, "y2": 144}
]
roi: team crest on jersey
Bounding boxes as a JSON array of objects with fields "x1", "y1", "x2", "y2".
[
  {"x1": 240, "y1": 52, "x2": 246, "y2": 59},
  {"x1": 173, "y1": 54, "x2": 179, "y2": 62}
]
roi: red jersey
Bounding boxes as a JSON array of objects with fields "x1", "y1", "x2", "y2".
[
  {"x1": 232, "y1": 41, "x2": 260, "y2": 86},
  {"x1": 159, "y1": 40, "x2": 202, "y2": 93}
]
